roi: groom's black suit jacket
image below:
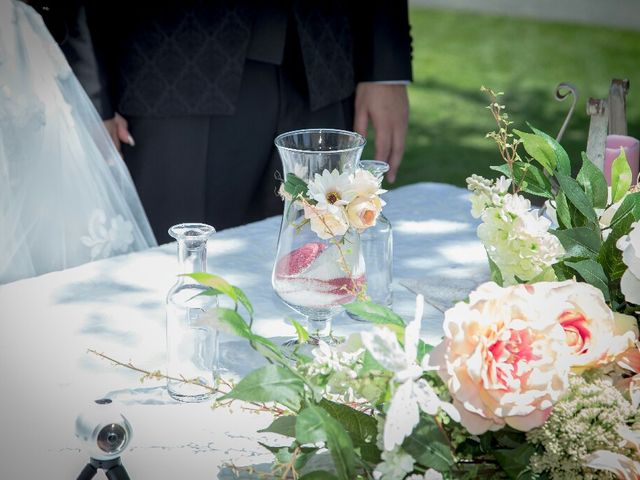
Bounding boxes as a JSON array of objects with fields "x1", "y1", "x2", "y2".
[{"x1": 39, "y1": 0, "x2": 412, "y2": 119}]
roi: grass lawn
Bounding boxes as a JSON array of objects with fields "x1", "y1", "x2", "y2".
[{"x1": 370, "y1": 8, "x2": 640, "y2": 189}]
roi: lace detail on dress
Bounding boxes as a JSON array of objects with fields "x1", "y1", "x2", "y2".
[{"x1": 81, "y1": 210, "x2": 135, "y2": 260}]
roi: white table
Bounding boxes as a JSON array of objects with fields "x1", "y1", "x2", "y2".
[{"x1": 0, "y1": 182, "x2": 487, "y2": 479}]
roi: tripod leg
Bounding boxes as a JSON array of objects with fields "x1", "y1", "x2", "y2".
[
  {"x1": 105, "y1": 463, "x2": 131, "y2": 480},
  {"x1": 76, "y1": 463, "x2": 97, "y2": 480}
]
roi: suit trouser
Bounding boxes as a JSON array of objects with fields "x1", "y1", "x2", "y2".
[{"x1": 121, "y1": 60, "x2": 355, "y2": 244}]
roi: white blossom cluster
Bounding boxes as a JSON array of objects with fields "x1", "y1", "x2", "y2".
[
  {"x1": 527, "y1": 375, "x2": 639, "y2": 479},
  {"x1": 303, "y1": 337, "x2": 368, "y2": 402},
  {"x1": 466, "y1": 174, "x2": 564, "y2": 284}
]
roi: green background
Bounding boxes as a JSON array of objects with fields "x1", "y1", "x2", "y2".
[{"x1": 369, "y1": 8, "x2": 640, "y2": 189}]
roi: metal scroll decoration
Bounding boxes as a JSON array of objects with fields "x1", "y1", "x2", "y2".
[{"x1": 554, "y1": 82, "x2": 579, "y2": 143}]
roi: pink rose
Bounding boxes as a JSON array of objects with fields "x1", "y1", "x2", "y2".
[
  {"x1": 536, "y1": 281, "x2": 638, "y2": 369},
  {"x1": 430, "y1": 282, "x2": 571, "y2": 434}
]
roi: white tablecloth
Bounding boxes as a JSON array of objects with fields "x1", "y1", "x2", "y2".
[{"x1": 0, "y1": 182, "x2": 487, "y2": 479}]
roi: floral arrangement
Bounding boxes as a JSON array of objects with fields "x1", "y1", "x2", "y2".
[
  {"x1": 280, "y1": 167, "x2": 385, "y2": 239},
  {"x1": 104, "y1": 89, "x2": 640, "y2": 479}
]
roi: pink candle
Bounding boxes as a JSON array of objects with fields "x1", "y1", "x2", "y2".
[{"x1": 604, "y1": 134, "x2": 640, "y2": 186}]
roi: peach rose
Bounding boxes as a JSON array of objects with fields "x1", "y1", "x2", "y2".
[
  {"x1": 535, "y1": 280, "x2": 638, "y2": 369},
  {"x1": 346, "y1": 196, "x2": 382, "y2": 231},
  {"x1": 430, "y1": 282, "x2": 571, "y2": 434}
]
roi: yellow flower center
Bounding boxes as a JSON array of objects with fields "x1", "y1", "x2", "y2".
[{"x1": 326, "y1": 192, "x2": 340, "y2": 204}]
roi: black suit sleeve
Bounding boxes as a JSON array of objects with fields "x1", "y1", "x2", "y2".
[{"x1": 352, "y1": 0, "x2": 413, "y2": 83}]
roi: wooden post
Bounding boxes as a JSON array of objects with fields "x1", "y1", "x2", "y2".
[
  {"x1": 608, "y1": 78, "x2": 630, "y2": 135},
  {"x1": 586, "y1": 98, "x2": 608, "y2": 171}
]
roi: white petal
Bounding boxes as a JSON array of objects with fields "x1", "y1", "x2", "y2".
[
  {"x1": 404, "y1": 294, "x2": 424, "y2": 362},
  {"x1": 384, "y1": 381, "x2": 419, "y2": 451},
  {"x1": 361, "y1": 328, "x2": 408, "y2": 373},
  {"x1": 621, "y1": 270, "x2": 640, "y2": 305}
]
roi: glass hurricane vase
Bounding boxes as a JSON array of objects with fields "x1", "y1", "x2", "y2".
[{"x1": 272, "y1": 129, "x2": 366, "y2": 342}]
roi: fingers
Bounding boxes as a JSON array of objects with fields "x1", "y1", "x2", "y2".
[
  {"x1": 103, "y1": 119, "x2": 121, "y2": 152},
  {"x1": 387, "y1": 125, "x2": 406, "y2": 183},
  {"x1": 374, "y1": 122, "x2": 392, "y2": 169},
  {"x1": 115, "y1": 113, "x2": 135, "y2": 146}
]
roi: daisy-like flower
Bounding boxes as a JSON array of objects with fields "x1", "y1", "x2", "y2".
[{"x1": 307, "y1": 169, "x2": 355, "y2": 211}]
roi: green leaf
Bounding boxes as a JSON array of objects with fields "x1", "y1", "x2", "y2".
[
  {"x1": 487, "y1": 252, "x2": 504, "y2": 286},
  {"x1": 555, "y1": 172, "x2": 597, "y2": 224},
  {"x1": 528, "y1": 124, "x2": 572, "y2": 175},
  {"x1": 214, "y1": 308, "x2": 253, "y2": 338},
  {"x1": 402, "y1": 415, "x2": 454, "y2": 471},
  {"x1": 284, "y1": 173, "x2": 310, "y2": 200},
  {"x1": 232, "y1": 286, "x2": 254, "y2": 317},
  {"x1": 599, "y1": 192, "x2": 640, "y2": 281},
  {"x1": 296, "y1": 405, "x2": 356, "y2": 480},
  {"x1": 185, "y1": 273, "x2": 237, "y2": 301},
  {"x1": 608, "y1": 192, "x2": 640, "y2": 231},
  {"x1": 565, "y1": 259, "x2": 610, "y2": 301},
  {"x1": 611, "y1": 148, "x2": 632, "y2": 204},
  {"x1": 490, "y1": 162, "x2": 553, "y2": 199},
  {"x1": 299, "y1": 472, "x2": 339, "y2": 480},
  {"x1": 494, "y1": 443, "x2": 537, "y2": 480},
  {"x1": 554, "y1": 193, "x2": 572, "y2": 229},
  {"x1": 221, "y1": 364, "x2": 305, "y2": 410},
  {"x1": 290, "y1": 318, "x2": 310, "y2": 344},
  {"x1": 319, "y1": 399, "x2": 380, "y2": 464},
  {"x1": 552, "y1": 227, "x2": 601, "y2": 260},
  {"x1": 258, "y1": 415, "x2": 297, "y2": 437},
  {"x1": 577, "y1": 152, "x2": 609, "y2": 209},
  {"x1": 343, "y1": 301, "x2": 405, "y2": 326},
  {"x1": 514, "y1": 129, "x2": 556, "y2": 174}
]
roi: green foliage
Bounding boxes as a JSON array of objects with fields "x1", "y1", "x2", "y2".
[
  {"x1": 611, "y1": 149, "x2": 632, "y2": 204},
  {"x1": 494, "y1": 444, "x2": 537, "y2": 480},
  {"x1": 514, "y1": 129, "x2": 556, "y2": 174},
  {"x1": 296, "y1": 405, "x2": 356, "y2": 480},
  {"x1": 284, "y1": 173, "x2": 311, "y2": 201},
  {"x1": 402, "y1": 416, "x2": 455, "y2": 472},
  {"x1": 490, "y1": 163, "x2": 553, "y2": 198},
  {"x1": 343, "y1": 301, "x2": 406, "y2": 327},
  {"x1": 577, "y1": 153, "x2": 608, "y2": 209},
  {"x1": 220, "y1": 364, "x2": 305, "y2": 410}
]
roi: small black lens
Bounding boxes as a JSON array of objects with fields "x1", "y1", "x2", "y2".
[{"x1": 97, "y1": 423, "x2": 127, "y2": 454}]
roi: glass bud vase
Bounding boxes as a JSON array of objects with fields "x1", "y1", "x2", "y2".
[
  {"x1": 166, "y1": 223, "x2": 217, "y2": 402},
  {"x1": 272, "y1": 129, "x2": 366, "y2": 342},
  {"x1": 348, "y1": 160, "x2": 393, "y2": 320}
]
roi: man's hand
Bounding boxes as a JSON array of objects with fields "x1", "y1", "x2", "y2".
[
  {"x1": 353, "y1": 83, "x2": 409, "y2": 183},
  {"x1": 103, "y1": 113, "x2": 135, "y2": 152}
]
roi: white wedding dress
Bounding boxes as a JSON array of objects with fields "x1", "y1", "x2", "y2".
[{"x1": 0, "y1": 0, "x2": 157, "y2": 284}]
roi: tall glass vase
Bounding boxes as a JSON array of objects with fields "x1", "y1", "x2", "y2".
[
  {"x1": 272, "y1": 129, "x2": 366, "y2": 342},
  {"x1": 166, "y1": 223, "x2": 217, "y2": 402}
]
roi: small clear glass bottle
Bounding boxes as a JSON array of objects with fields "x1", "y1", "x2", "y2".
[
  {"x1": 166, "y1": 223, "x2": 218, "y2": 402},
  {"x1": 349, "y1": 160, "x2": 393, "y2": 319}
]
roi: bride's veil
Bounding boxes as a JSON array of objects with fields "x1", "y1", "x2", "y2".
[{"x1": 0, "y1": 0, "x2": 157, "y2": 284}]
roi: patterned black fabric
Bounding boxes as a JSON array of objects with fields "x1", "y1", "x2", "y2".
[
  {"x1": 53, "y1": 0, "x2": 411, "y2": 117},
  {"x1": 293, "y1": 1, "x2": 355, "y2": 111},
  {"x1": 89, "y1": 1, "x2": 254, "y2": 117}
]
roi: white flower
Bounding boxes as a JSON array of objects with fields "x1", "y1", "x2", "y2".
[
  {"x1": 467, "y1": 174, "x2": 511, "y2": 218},
  {"x1": 617, "y1": 221, "x2": 640, "y2": 305},
  {"x1": 584, "y1": 425, "x2": 640, "y2": 479},
  {"x1": 361, "y1": 295, "x2": 459, "y2": 451},
  {"x1": 372, "y1": 447, "x2": 415, "y2": 480},
  {"x1": 406, "y1": 470, "x2": 444, "y2": 480},
  {"x1": 303, "y1": 203, "x2": 349, "y2": 239},
  {"x1": 350, "y1": 168, "x2": 386, "y2": 198},
  {"x1": 307, "y1": 169, "x2": 355, "y2": 210}
]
